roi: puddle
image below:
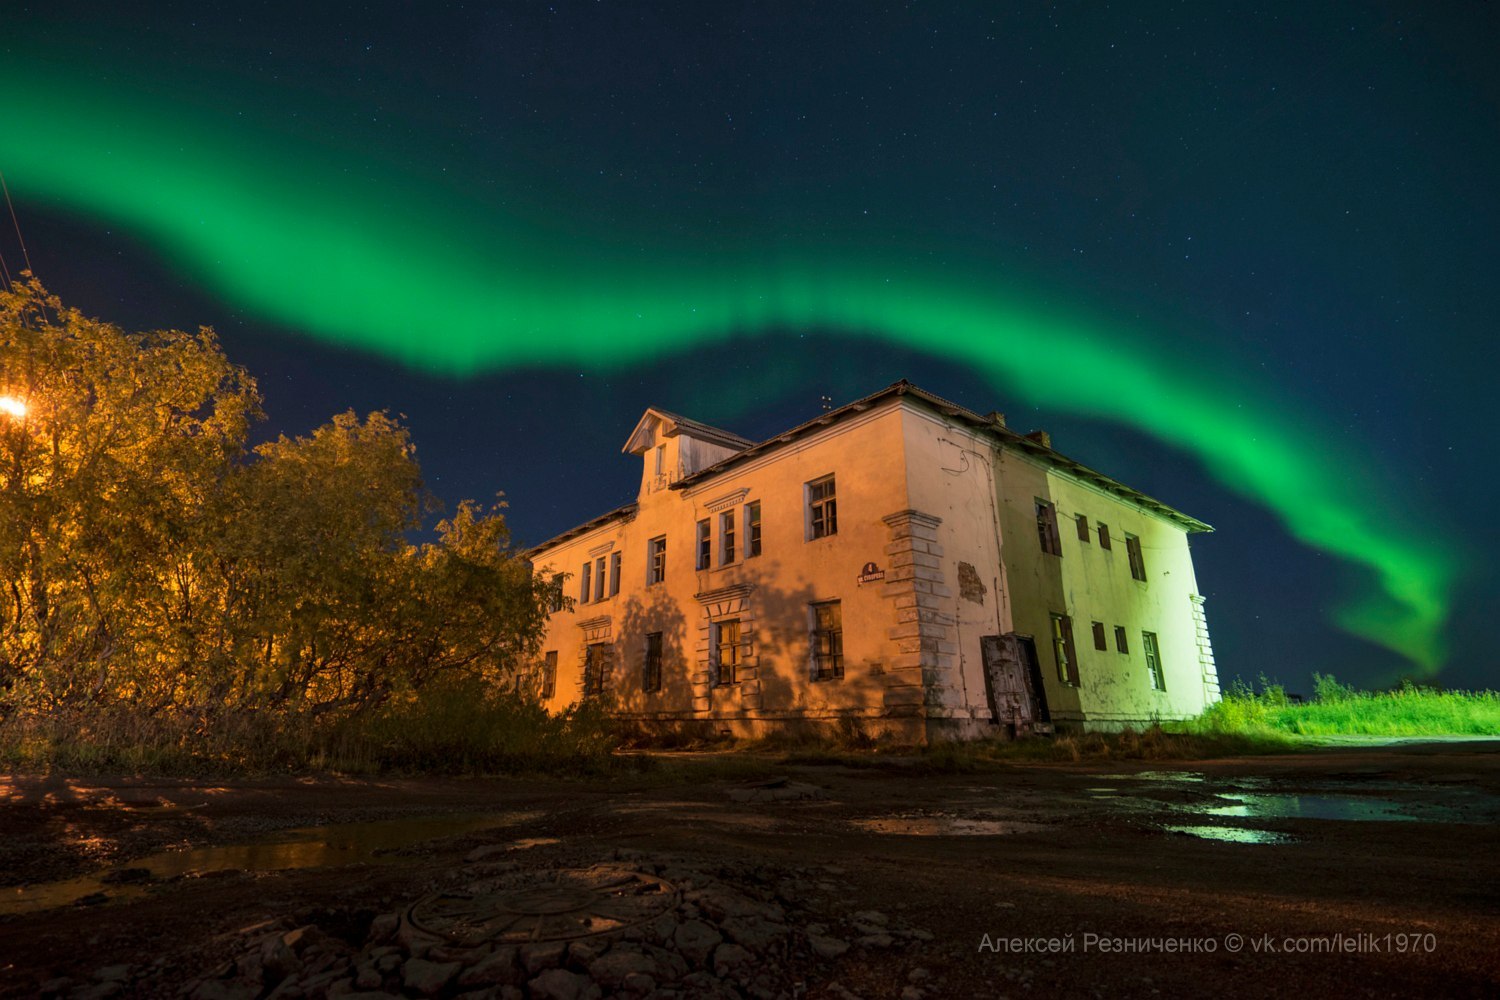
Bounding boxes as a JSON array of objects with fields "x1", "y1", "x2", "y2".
[
  {"x1": 853, "y1": 816, "x2": 1052, "y2": 836},
  {"x1": 2, "y1": 811, "x2": 538, "y2": 916},
  {"x1": 1163, "y1": 825, "x2": 1296, "y2": 845},
  {"x1": 1197, "y1": 793, "x2": 1421, "y2": 822}
]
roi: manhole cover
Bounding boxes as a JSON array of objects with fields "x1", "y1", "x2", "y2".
[{"x1": 406, "y1": 866, "x2": 677, "y2": 945}]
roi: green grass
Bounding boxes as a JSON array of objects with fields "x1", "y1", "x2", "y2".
[{"x1": 1172, "y1": 674, "x2": 1500, "y2": 739}]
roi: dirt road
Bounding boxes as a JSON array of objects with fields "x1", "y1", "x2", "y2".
[{"x1": 2, "y1": 742, "x2": 1497, "y2": 998}]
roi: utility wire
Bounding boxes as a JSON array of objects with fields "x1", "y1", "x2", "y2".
[{"x1": 0, "y1": 170, "x2": 34, "y2": 277}]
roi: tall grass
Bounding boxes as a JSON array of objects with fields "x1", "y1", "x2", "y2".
[
  {"x1": 0, "y1": 678, "x2": 622, "y2": 777},
  {"x1": 1176, "y1": 674, "x2": 1500, "y2": 739}
]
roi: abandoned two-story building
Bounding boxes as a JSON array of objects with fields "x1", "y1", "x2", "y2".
[{"x1": 524, "y1": 381, "x2": 1221, "y2": 740}]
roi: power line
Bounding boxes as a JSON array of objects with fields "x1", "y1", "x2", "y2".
[{"x1": 0, "y1": 170, "x2": 34, "y2": 277}]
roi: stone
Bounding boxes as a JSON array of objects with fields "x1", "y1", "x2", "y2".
[
  {"x1": 367, "y1": 913, "x2": 399, "y2": 942},
  {"x1": 711, "y1": 943, "x2": 754, "y2": 979},
  {"x1": 189, "y1": 984, "x2": 256, "y2": 1000},
  {"x1": 464, "y1": 844, "x2": 511, "y2": 863},
  {"x1": 91, "y1": 965, "x2": 131, "y2": 982},
  {"x1": 808, "y1": 933, "x2": 850, "y2": 959},
  {"x1": 520, "y1": 940, "x2": 568, "y2": 975},
  {"x1": 282, "y1": 925, "x2": 328, "y2": 954},
  {"x1": 852, "y1": 910, "x2": 888, "y2": 926},
  {"x1": 721, "y1": 915, "x2": 789, "y2": 951},
  {"x1": 527, "y1": 968, "x2": 598, "y2": 1000},
  {"x1": 567, "y1": 937, "x2": 610, "y2": 965},
  {"x1": 457, "y1": 947, "x2": 523, "y2": 988},
  {"x1": 588, "y1": 949, "x2": 658, "y2": 989},
  {"x1": 353, "y1": 962, "x2": 383, "y2": 989},
  {"x1": 908, "y1": 967, "x2": 931, "y2": 982},
  {"x1": 67, "y1": 984, "x2": 122, "y2": 1000},
  {"x1": 401, "y1": 958, "x2": 460, "y2": 997},
  {"x1": 901, "y1": 987, "x2": 925, "y2": 1000},
  {"x1": 672, "y1": 919, "x2": 723, "y2": 967},
  {"x1": 260, "y1": 938, "x2": 303, "y2": 984},
  {"x1": 857, "y1": 933, "x2": 896, "y2": 949}
]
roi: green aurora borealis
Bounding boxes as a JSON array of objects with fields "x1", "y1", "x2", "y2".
[{"x1": 0, "y1": 63, "x2": 1459, "y2": 671}]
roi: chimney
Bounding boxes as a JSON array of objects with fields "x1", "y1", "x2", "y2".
[{"x1": 1024, "y1": 429, "x2": 1051, "y2": 449}]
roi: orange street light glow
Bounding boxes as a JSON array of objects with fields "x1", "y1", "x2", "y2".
[{"x1": 0, "y1": 395, "x2": 27, "y2": 418}]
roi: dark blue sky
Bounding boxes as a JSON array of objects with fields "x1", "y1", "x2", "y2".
[{"x1": 2, "y1": 2, "x2": 1495, "y2": 692}]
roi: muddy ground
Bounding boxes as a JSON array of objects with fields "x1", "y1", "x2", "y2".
[{"x1": 2, "y1": 741, "x2": 1498, "y2": 999}]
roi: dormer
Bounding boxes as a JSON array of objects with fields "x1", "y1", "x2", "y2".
[{"x1": 624, "y1": 408, "x2": 753, "y2": 497}]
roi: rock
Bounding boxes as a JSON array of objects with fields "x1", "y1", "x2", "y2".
[
  {"x1": 67, "y1": 984, "x2": 123, "y2": 1000},
  {"x1": 353, "y1": 962, "x2": 383, "y2": 989},
  {"x1": 260, "y1": 937, "x2": 303, "y2": 984},
  {"x1": 527, "y1": 968, "x2": 598, "y2": 1000},
  {"x1": 672, "y1": 919, "x2": 723, "y2": 967},
  {"x1": 283, "y1": 925, "x2": 329, "y2": 954},
  {"x1": 687, "y1": 885, "x2": 781, "y2": 923},
  {"x1": 367, "y1": 913, "x2": 399, "y2": 942},
  {"x1": 521, "y1": 940, "x2": 568, "y2": 975},
  {"x1": 465, "y1": 844, "x2": 511, "y2": 863},
  {"x1": 189, "y1": 984, "x2": 257, "y2": 1000},
  {"x1": 458, "y1": 947, "x2": 523, "y2": 988},
  {"x1": 567, "y1": 937, "x2": 610, "y2": 965},
  {"x1": 39, "y1": 978, "x2": 74, "y2": 999},
  {"x1": 908, "y1": 967, "x2": 931, "y2": 982},
  {"x1": 852, "y1": 910, "x2": 888, "y2": 926},
  {"x1": 677, "y1": 971, "x2": 743, "y2": 1000},
  {"x1": 588, "y1": 949, "x2": 658, "y2": 989},
  {"x1": 857, "y1": 933, "x2": 896, "y2": 949},
  {"x1": 402, "y1": 958, "x2": 460, "y2": 997},
  {"x1": 643, "y1": 943, "x2": 689, "y2": 982},
  {"x1": 808, "y1": 933, "x2": 850, "y2": 959},
  {"x1": 91, "y1": 965, "x2": 131, "y2": 983},
  {"x1": 712, "y1": 943, "x2": 754, "y2": 979},
  {"x1": 722, "y1": 916, "x2": 789, "y2": 951},
  {"x1": 901, "y1": 987, "x2": 925, "y2": 1000}
]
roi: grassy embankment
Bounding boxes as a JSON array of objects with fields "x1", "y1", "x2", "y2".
[{"x1": 0, "y1": 679, "x2": 623, "y2": 777}]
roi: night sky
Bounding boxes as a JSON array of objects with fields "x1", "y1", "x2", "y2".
[{"x1": 1, "y1": 3, "x2": 1494, "y2": 693}]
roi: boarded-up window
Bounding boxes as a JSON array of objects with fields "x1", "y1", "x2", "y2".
[
  {"x1": 1091, "y1": 621, "x2": 1107, "y2": 650},
  {"x1": 610, "y1": 552, "x2": 621, "y2": 596},
  {"x1": 1098, "y1": 523, "x2": 1112, "y2": 550},
  {"x1": 1126, "y1": 533, "x2": 1147, "y2": 581},
  {"x1": 594, "y1": 556, "x2": 606, "y2": 602},
  {"x1": 1114, "y1": 626, "x2": 1129, "y2": 654},
  {"x1": 580, "y1": 562, "x2": 592, "y2": 603},
  {"x1": 697, "y1": 519, "x2": 712, "y2": 570},
  {"x1": 1051, "y1": 613, "x2": 1079, "y2": 685},
  {"x1": 812, "y1": 601, "x2": 844, "y2": 681},
  {"x1": 643, "y1": 632, "x2": 662, "y2": 693},
  {"x1": 1077, "y1": 514, "x2": 1091, "y2": 542},
  {"x1": 1036, "y1": 500, "x2": 1062, "y2": 556}
]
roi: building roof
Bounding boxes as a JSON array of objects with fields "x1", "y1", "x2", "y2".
[
  {"x1": 671, "y1": 380, "x2": 1213, "y2": 534},
  {"x1": 527, "y1": 379, "x2": 1210, "y2": 558},
  {"x1": 622, "y1": 407, "x2": 755, "y2": 455}
]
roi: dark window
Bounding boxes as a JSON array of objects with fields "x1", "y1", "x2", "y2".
[
  {"x1": 720, "y1": 510, "x2": 736, "y2": 564},
  {"x1": 747, "y1": 501, "x2": 762, "y2": 557},
  {"x1": 1092, "y1": 621, "x2": 1107, "y2": 650},
  {"x1": 1098, "y1": 523, "x2": 1112, "y2": 550},
  {"x1": 697, "y1": 519, "x2": 711, "y2": 570},
  {"x1": 1114, "y1": 626, "x2": 1129, "y2": 654},
  {"x1": 643, "y1": 632, "x2": 662, "y2": 693},
  {"x1": 648, "y1": 536, "x2": 666, "y2": 585},
  {"x1": 714, "y1": 620, "x2": 741, "y2": 685},
  {"x1": 1143, "y1": 631, "x2": 1165, "y2": 690},
  {"x1": 594, "y1": 556, "x2": 606, "y2": 602},
  {"x1": 812, "y1": 600, "x2": 844, "y2": 681},
  {"x1": 1077, "y1": 514, "x2": 1091, "y2": 542},
  {"x1": 583, "y1": 644, "x2": 607, "y2": 698},
  {"x1": 809, "y1": 475, "x2": 838, "y2": 539},
  {"x1": 546, "y1": 577, "x2": 565, "y2": 613},
  {"x1": 1036, "y1": 500, "x2": 1062, "y2": 556},
  {"x1": 609, "y1": 552, "x2": 621, "y2": 596},
  {"x1": 1126, "y1": 533, "x2": 1147, "y2": 581},
  {"x1": 1051, "y1": 613, "x2": 1079, "y2": 686},
  {"x1": 541, "y1": 650, "x2": 557, "y2": 699},
  {"x1": 579, "y1": 561, "x2": 592, "y2": 603}
]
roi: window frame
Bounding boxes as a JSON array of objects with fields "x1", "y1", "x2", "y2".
[
  {"x1": 1143, "y1": 631, "x2": 1165, "y2": 690},
  {"x1": 1076, "y1": 513, "x2": 1091, "y2": 543},
  {"x1": 609, "y1": 552, "x2": 621, "y2": 597},
  {"x1": 541, "y1": 650, "x2": 557, "y2": 699},
  {"x1": 696, "y1": 518, "x2": 712, "y2": 570},
  {"x1": 1098, "y1": 523, "x2": 1112, "y2": 550},
  {"x1": 1051, "y1": 612, "x2": 1080, "y2": 686},
  {"x1": 579, "y1": 561, "x2": 592, "y2": 603},
  {"x1": 583, "y1": 643, "x2": 607, "y2": 698},
  {"x1": 1091, "y1": 620, "x2": 1107, "y2": 651},
  {"x1": 648, "y1": 536, "x2": 667, "y2": 585},
  {"x1": 746, "y1": 500, "x2": 762, "y2": 558},
  {"x1": 712, "y1": 619, "x2": 741, "y2": 686},
  {"x1": 1114, "y1": 625, "x2": 1129, "y2": 654},
  {"x1": 1125, "y1": 533, "x2": 1147, "y2": 581},
  {"x1": 720, "y1": 509, "x2": 736, "y2": 565},
  {"x1": 807, "y1": 475, "x2": 838, "y2": 540},
  {"x1": 593, "y1": 555, "x2": 606, "y2": 602},
  {"x1": 643, "y1": 631, "x2": 663, "y2": 693},
  {"x1": 811, "y1": 600, "x2": 844, "y2": 681},
  {"x1": 1035, "y1": 499, "x2": 1062, "y2": 556}
]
